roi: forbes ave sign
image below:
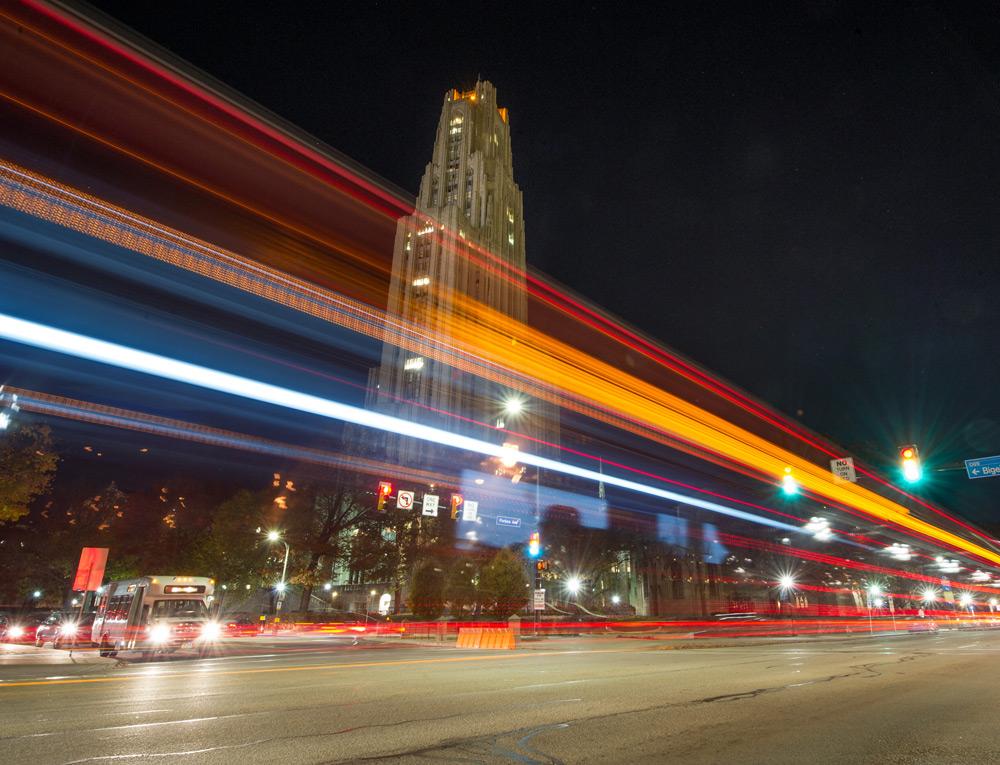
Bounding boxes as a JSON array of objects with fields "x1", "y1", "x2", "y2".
[{"x1": 965, "y1": 455, "x2": 1000, "y2": 480}]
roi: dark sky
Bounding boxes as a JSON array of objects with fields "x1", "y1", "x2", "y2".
[{"x1": 87, "y1": 1, "x2": 1000, "y2": 524}]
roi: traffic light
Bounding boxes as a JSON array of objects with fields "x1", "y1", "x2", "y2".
[
  {"x1": 899, "y1": 445, "x2": 922, "y2": 483},
  {"x1": 528, "y1": 531, "x2": 541, "y2": 557},
  {"x1": 449, "y1": 493, "x2": 463, "y2": 519},
  {"x1": 377, "y1": 481, "x2": 392, "y2": 511},
  {"x1": 535, "y1": 559, "x2": 549, "y2": 572},
  {"x1": 781, "y1": 466, "x2": 798, "y2": 496}
]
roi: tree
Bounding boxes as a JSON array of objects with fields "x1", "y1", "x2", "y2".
[
  {"x1": 192, "y1": 489, "x2": 270, "y2": 590},
  {"x1": 0, "y1": 424, "x2": 58, "y2": 522},
  {"x1": 409, "y1": 560, "x2": 446, "y2": 619},
  {"x1": 478, "y1": 548, "x2": 528, "y2": 617},
  {"x1": 445, "y1": 557, "x2": 480, "y2": 617},
  {"x1": 283, "y1": 474, "x2": 370, "y2": 612}
]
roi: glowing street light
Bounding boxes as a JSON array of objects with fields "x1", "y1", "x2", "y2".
[
  {"x1": 611, "y1": 594, "x2": 621, "y2": 605},
  {"x1": 565, "y1": 577, "x2": 582, "y2": 596},
  {"x1": 804, "y1": 516, "x2": 832, "y2": 541},
  {"x1": 868, "y1": 584, "x2": 883, "y2": 598},
  {"x1": 885, "y1": 543, "x2": 911, "y2": 561},
  {"x1": 323, "y1": 582, "x2": 333, "y2": 591},
  {"x1": 777, "y1": 574, "x2": 796, "y2": 591},
  {"x1": 264, "y1": 530, "x2": 291, "y2": 611},
  {"x1": 959, "y1": 592, "x2": 974, "y2": 608},
  {"x1": 921, "y1": 588, "x2": 937, "y2": 603},
  {"x1": 502, "y1": 396, "x2": 525, "y2": 417}
]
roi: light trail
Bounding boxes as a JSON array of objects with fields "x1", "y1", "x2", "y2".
[
  {"x1": 0, "y1": 313, "x2": 802, "y2": 534},
  {"x1": 1, "y1": 161, "x2": 996, "y2": 564},
  {"x1": 7, "y1": 387, "x2": 452, "y2": 488},
  {"x1": 5, "y1": 0, "x2": 991, "y2": 550}
]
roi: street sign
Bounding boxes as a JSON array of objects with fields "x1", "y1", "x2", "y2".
[
  {"x1": 964, "y1": 454, "x2": 1000, "y2": 480},
  {"x1": 422, "y1": 493, "x2": 439, "y2": 517},
  {"x1": 462, "y1": 499, "x2": 478, "y2": 522},
  {"x1": 396, "y1": 490, "x2": 414, "y2": 510},
  {"x1": 496, "y1": 515, "x2": 522, "y2": 528},
  {"x1": 830, "y1": 457, "x2": 857, "y2": 483},
  {"x1": 533, "y1": 588, "x2": 545, "y2": 611}
]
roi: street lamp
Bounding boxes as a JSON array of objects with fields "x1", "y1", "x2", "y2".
[
  {"x1": 502, "y1": 395, "x2": 524, "y2": 417},
  {"x1": 777, "y1": 574, "x2": 796, "y2": 591},
  {"x1": 32, "y1": 590, "x2": 41, "y2": 599},
  {"x1": 264, "y1": 530, "x2": 291, "y2": 612},
  {"x1": 611, "y1": 594, "x2": 621, "y2": 605},
  {"x1": 565, "y1": 577, "x2": 582, "y2": 597}
]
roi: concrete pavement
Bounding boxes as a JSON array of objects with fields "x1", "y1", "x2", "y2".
[{"x1": 2, "y1": 629, "x2": 999, "y2": 763}]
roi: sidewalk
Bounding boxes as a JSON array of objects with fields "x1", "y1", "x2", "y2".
[{"x1": 0, "y1": 643, "x2": 111, "y2": 666}]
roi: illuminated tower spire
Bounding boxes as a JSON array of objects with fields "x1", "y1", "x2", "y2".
[{"x1": 366, "y1": 81, "x2": 552, "y2": 464}]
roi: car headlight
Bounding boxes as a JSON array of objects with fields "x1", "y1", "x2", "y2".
[
  {"x1": 9, "y1": 626, "x2": 24, "y2": 639},
  {"x1": 148, "y1": 623, "x2": 171, "y2": 643},
  {"x1": 60, "y1": 623, "x2": 78, "y2": 637},
  {"x1": 200, "y1": 621, "x2": 221, "y2": 641}
]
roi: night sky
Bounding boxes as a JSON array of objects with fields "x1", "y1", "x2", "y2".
[{"x1": 87, "y1": 1, "x2": 1000, "y2": 525}]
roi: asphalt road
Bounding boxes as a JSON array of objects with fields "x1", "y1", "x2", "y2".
[{"x1": 2, "y1": 629, "x2": 999, "y2": 764}]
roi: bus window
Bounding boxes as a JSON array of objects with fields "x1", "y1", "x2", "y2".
[
  {"x1": 152, "y1": 600, "x2": 208, "y2": 619},
  {"x1": 141, "y1": 604, "x2": 150, "y2": 626}
]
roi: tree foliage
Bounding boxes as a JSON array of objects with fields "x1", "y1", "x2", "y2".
[
  {"x1": 0, "y1": 424, "x2": 58, "y2": 522},
  {"x1": 409, "y1": 560, "x2": 446, "y2": 619},
  {"x1": 478, "y1": 547, "x2": 528, "y2": 617}
]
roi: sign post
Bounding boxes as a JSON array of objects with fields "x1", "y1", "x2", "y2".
[{"x1": 964, "y1": 455, "x2": 1000, "y2": 480}]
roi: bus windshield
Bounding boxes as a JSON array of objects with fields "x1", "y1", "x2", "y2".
[{"x1": 152, "y1": 599, "x2": 208, "y2": 619}]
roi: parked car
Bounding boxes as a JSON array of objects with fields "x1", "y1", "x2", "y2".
[
  {"x1": 224, "y1": 613, "x2": 260, "y2": 637},
  {"x1": 52, "y1": 613, "x2": 97, "y2": 649},
  {"x1": 34, "y1": 611, "x2": 71, "y2": 647},
  {"x1": 4, "y1": 613, "x2": 48, "y2": 644}
]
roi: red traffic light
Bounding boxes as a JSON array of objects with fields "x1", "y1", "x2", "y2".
[
  {"x1": 900, "y1": 446, "x2": 916, "y2": 460},
  {"x1": 378, "y1": 481, "x2": 393, "y2": 496}
]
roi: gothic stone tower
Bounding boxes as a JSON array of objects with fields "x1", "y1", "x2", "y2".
[{"x1": 367, "y1": 81, "x2": 553, "y2": 465}]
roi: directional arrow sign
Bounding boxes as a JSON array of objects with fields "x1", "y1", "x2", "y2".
[{"x1": 964, "y1": 455, "x2": 1000, "y2": 480}]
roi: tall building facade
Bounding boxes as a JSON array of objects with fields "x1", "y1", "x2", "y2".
[{"x1": 366, "y1": 80, "x2": 555, "y2": 465}]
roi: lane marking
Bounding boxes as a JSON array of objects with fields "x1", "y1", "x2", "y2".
[{"x1": 0, "y1": 650, "x2": 625, "y2": 689}]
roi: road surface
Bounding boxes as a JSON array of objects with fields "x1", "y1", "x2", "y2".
[{"x1": 2, "y1": 629, "x2": 999, "y2": 763}]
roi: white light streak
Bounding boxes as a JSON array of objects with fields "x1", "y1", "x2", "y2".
[{"x1": 0, "y1": 314, "x2": 802, "y2": 533}]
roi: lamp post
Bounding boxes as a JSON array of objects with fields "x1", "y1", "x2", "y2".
[{"x1": 265, "y1": 530, "x2": 291, "y2": 613}]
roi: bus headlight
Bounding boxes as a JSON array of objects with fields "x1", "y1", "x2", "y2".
[
  {"x1": 8, "y1": 626, "x2": 24, "y2": 639},
  {"x1": 200, "y1": 621, "x2": 221, "y2": 641},
  {"x1": 148, "y1": 624, "x2": 171, "y2": 644},
  {"x1": 60, "y1": 623, "x2": 79, "y2": 637}
]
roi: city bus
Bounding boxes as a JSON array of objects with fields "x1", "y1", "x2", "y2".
[{"x1": 91, "y1": 575, "x2": 219, "y2": 658}]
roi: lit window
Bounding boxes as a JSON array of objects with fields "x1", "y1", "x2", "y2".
[
  {"x1": 507, "y1": 209, "x2": 514, "y2": 223},
  {"x1": 449, "y1": 126, "x2": 462, "y2": 135},
  {"x1": 404, "y1": 357, "x2": 424, "y2": 371},
  {"x1": 416, "y1": 226, "x2": 434, "y2": 236},
  {"x1": 508, "y1": 233, "x2": 515, "y2": 246},
  {"x1": 450, "y1": 115, "x2": 464, "y2": 126},
  {"x1": 412, "y1": 276, "x2": 430, "y2": 287}
]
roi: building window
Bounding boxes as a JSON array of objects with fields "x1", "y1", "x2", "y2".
[
  {"x1": 411, "y1": 276, "x2": 430, "y2": 287},
  {"x1": 404, "y1": 357, "x2": 425, "y2": 371}
]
